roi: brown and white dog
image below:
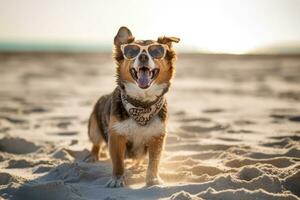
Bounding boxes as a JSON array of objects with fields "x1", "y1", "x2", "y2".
[{"x1": 87, "y1": 26, "x2": 179, "y2": 187}]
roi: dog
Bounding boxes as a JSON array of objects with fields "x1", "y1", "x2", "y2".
[{"x1": 87, "y1": 26, "x2": 179, "y2": 187}]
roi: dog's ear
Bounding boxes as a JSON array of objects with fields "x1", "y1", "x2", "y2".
[
  {"x1": 157, "y1": 36, "x2": 180, "y2": 47},
  {"x1": 114, "y1": 26, "x2": 134, "y2": 46}
]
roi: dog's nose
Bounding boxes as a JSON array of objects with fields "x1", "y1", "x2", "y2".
[{"x1": 138, "y1": 52, "x2": 149, "y2": 64}]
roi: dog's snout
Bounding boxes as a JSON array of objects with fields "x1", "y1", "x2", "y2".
[{"x1": 138, "y1": 52, "x2": 149, "y2": 64}]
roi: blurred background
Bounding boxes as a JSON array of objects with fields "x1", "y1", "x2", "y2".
[{"x1": 1, "y1": 0, "x2": 300, "y2": 54}]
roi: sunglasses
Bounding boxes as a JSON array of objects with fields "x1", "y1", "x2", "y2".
[{"x1": 120, "y1": 43, "x2": 168, "y2": 60}]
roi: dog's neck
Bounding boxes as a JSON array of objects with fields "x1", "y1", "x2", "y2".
[
  {"x1": 123, "y1": 92, "x2": 161, "y2": 108},
  {"x1": 121, "y1": 82, "x2": 169, "y2": 103},
  {"x1": 119, "y1": 87, "x2": 165, "y2": 126}
]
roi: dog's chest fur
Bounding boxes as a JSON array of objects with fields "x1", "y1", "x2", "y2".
[{"x1": 113, "y1": 117, "x2": 165, "y2": 141}]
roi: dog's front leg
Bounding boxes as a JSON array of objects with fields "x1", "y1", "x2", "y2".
[
  {"x1": 146, "y1": 134, "x2": 165, "y2": 186},
  {"x1": 106, "y1": 131, "x2": 127, "y2": 188}
]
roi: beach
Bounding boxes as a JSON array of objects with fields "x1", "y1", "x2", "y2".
[{"x1": 0, "y1": 52, "x2": 299, "y2": 200}]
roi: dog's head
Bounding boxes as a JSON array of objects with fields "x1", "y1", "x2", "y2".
[{"x1": 113, "y1": 26, "x2": 180, "y2": 102}]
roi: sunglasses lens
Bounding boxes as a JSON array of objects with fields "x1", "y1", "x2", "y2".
[
  {"x1": 148, "y1": 45, "x2": 165, "y2": 59},
  {"x1": 123, "y1": 45, "x2": 140, "y2": 59}
]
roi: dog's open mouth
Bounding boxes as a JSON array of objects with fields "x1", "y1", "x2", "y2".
[{"x1": 130, "y1": 67, "x2": 159, "y2": 89}]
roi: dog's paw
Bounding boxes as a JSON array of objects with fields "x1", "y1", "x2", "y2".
[
  {"x1": 106, "y1": 176, "x2": 125, "y2": 188},
  {"x1": 83, "y1": 153, "x2": 98, "y2": 163},
  {"x1": 146, "y1": 176, "x2": 163, "y2": 187}
]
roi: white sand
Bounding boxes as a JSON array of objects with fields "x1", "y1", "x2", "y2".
[{"x1": 0, "y1": 53, "x2": 299, "y2": 200}]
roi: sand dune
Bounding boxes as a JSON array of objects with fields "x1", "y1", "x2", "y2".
[{"x1": 0, "y1": 53, "x2": 299, "y2": 200}]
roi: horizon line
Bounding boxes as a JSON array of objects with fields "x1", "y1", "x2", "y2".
[{"x1": 1, "y1": 41, "x2": 300, "y2": 55}]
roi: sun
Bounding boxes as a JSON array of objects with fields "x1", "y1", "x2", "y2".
[{"x1": 133, "y1": 0, "x2": 270, "y2": 54}]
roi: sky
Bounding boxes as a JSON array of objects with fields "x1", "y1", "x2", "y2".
[{"x1": 0, "y1": 0, "x2": 300, "y2": 54}]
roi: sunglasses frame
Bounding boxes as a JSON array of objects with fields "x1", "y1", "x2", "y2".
[{"x1": 120, "y1": 43, "x2": 169, "y2": 60}]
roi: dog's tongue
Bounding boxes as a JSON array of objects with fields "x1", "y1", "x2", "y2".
[{"x1": 138, "y1": 68, "x2": 151, "y2": 89}]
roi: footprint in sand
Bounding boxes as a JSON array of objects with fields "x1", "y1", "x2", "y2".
[
  {"x1": 39, "y1": 116, "x2": 78, "y2": 121},
  {"x1": 216, "y1": 137, "x2": 242, "y2": 142},
  {"x1": 283, "y1": 171, "x2": 300, "y2": 197},
  {"x1": 0, "y1": 127, "x2": 10, "y2": 133},
  {"x1": 173, "y1": 110, "x2": 186, "y2": 116},
  {"x1": 289, "y1": 116, "x2": 300, "y2": 122},
  {"x1": 261, "y1": 138, "x2": 294, "y2": 148},
  {"x1": 236, "y1": 166, "x2": 264, "y2": 181},
  {"x1": 227, "y1": 129, "x2": 255, "y2": 134},
  {"x1": 233, "y1": 120, "x2": 256, "y2": 126},
  {"x1": 47, "y1": 131, "x2": 78, "y2": 136},
  {"x1": 6, "y1": 159, "x2": 53, "y2": 169},
  {"x1": 202, "y1": 108, "x2": 225, "y2": 113},
  {"x1": 269, "y1": 135, "x2": 300, "y2": 142},
  {"x1": 0, "y1": 172, "x2": 25, "y2": 185},
  {"x1": 0, "y1": 136, "x2": 40, "y2": 154},
  {"x1": 33, "y1": 165, "x2": 53, "y2": 174},
  {"x1": 23, "y1": 106, "x2": 50, "y2": 114},
  {"x1": 0, "y1": 115, "x2": 28, "y2": 124},
  {"x1": 180, "y1": 117, "x2": 212, "y2": 123},
  {"x1": 180, "y1": 124, "x2": 228, "y2": 133},
  {"x1": 56, "y1": 121, "x2": 72, "y2": 129},
  {"x1": 246, "y1": 147, "x2": 300, "y2": 160},
  {"x1": 269, "y1": 113, "x2": 300, "y2": 123},
  {"x1": 270, "y1": 114, "x2": 288, "y2": 119},
  {"x1": 225, "y1": 157, "x2": 296, "y2": 168},
  {"x1": 178, "y1": 164, "x2": 225, "y2": 176},
  {"x1": 0, "y1": 106, "x2": 19, "y2": 114}
]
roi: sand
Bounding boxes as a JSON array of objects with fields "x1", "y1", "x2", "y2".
[{"x1": 0, "y1": 52, "x2": 299, "y2": 200}]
